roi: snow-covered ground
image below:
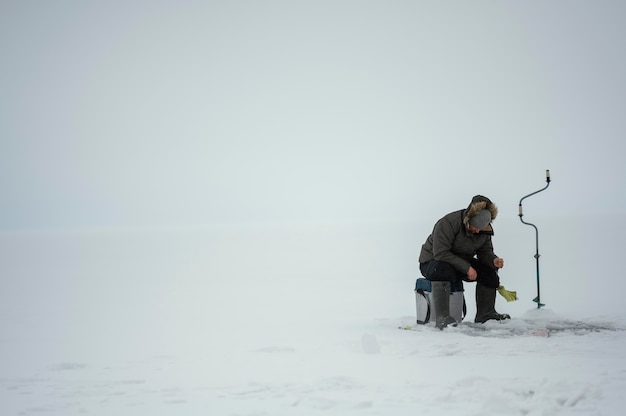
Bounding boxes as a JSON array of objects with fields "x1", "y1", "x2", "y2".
[{"x1": 2, "y1": 219, "x2": 625, "y2": 415}]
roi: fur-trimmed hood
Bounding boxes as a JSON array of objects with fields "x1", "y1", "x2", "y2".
[{"x1": 463, "y1": 195, "x2": 498, "y2": 232}]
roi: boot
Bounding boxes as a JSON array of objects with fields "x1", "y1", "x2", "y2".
[
  {"x1": 431, "y1": 281, "x2": 457, "y2": 330},
  {"x1": 475, "y1": 283, "x2": 511, "y2": 323}
]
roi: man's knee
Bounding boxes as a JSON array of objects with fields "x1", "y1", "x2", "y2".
[
  {"x1": 421, "y1": 261, "x2": 460, "y2": 282},
  {"x1": 471, "y1": 260, "x2": 500, "y2": 288}
]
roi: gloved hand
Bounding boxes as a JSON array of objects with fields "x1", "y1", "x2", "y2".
[{"x1": 498, "y1": 285, "x2": 518, "y2": 302}]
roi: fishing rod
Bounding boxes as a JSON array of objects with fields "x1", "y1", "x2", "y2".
[{"x1": 518, "y1": 170, "x2": 551, "y2": 308}]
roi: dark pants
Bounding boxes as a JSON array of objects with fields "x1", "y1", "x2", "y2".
[{"x1": 419, "y1": 259, "x2": 500, "y2": 289}]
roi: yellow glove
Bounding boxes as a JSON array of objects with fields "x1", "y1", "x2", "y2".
[{"x1": 498, "y1": 285, "x2": 518, "y2": 302}]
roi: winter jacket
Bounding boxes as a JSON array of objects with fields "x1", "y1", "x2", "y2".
[{"x1": 418, "y1": 195, "x2": 499, "y2": 275}]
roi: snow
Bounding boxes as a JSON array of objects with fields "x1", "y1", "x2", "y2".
[
  {"x1": 2, "y1": 220, "x2": 625, "y2": 415},
  {"x1": 3, "y1": 1, "x2": 625, "y2": 413}
]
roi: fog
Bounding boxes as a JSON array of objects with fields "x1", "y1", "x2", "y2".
[
  {"x1": 2, "y1": 0, "x2": 624, "y2": 231},
  {"x1": 3, "y1": 0, "x2": 625, "y2": 309},
  {"x1": 2, "y1": 0, "x2": 625, "y2": 329}
]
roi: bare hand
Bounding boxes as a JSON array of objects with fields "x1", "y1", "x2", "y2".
[
  {"x1": 493, "y1": 257, "x2": 504, "y2": 269},
  {"x1": 467, "y1": 266, "x2": 477, "y2": 281}
]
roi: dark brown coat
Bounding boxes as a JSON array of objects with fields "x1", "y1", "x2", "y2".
[{"x1": 419, "y1": 195, "x2": 499, "y2": 275}]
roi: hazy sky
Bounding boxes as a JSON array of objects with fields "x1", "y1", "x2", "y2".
[{"x1": 2, "y1": 0, "x2": 624, "y2": 230}]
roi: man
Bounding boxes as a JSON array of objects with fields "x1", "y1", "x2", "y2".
[{"x1": 419, "y1": 195, "x2": 511, "y2": 329}]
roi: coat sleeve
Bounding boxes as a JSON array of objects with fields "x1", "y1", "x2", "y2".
[
  {"x1": 476, "y1": 237, "x2": 498, "y2": 269},
  {"x1": 431, "y1": 216, "x2": 471, "y2": 275}
]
